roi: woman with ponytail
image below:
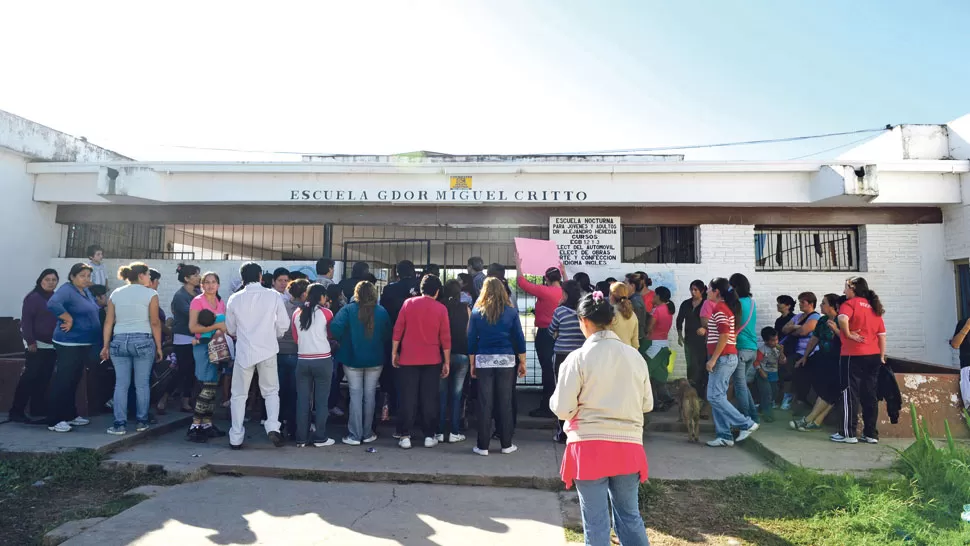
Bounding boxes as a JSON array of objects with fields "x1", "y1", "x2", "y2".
[
  {"x1": 551, "y1": 290, "x2": 652, "y2": 546},
  {"x1": 291, "y1": 283, "x2": 337, "y2": 447},
  {"x1": 572, "y1": 272, "x2": 594, "y2": 296},
  {"x1": 101, "y1": 262, "x2": 162, "y2": 435},
  {"x1": 160, "y1": 263, "x2": 200, "y2": 415},
  {"x1": 645, "y1": 286, "x2": 677, "y2": 411},
  {"x1": 705, "y1": 278, "x2": 758, "y2": 447},
  {"x1": 832, "y1": 277, "x2": 887, "y2": 444},
  {"x1": 608, "y1": 282, "x2": 639, "y2": 348}
]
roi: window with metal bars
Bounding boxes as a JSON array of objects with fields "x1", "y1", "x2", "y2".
[
  {"x1": 63, "y1": 223, "x2": 326, "y2": 260},
  {"x1": 754, "y1": 227, "x2": 859, "y2": 272},
  {"x1": 621, "y1": 225, "x2": 697, "y2": 263}
]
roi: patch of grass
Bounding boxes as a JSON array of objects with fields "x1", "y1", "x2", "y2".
[
  {"x1": 0, "y1": 450, "x2": 179, "y2": 545},
  {"x1": 632, "y1": 404, "x2": 970, "y2": 545}
]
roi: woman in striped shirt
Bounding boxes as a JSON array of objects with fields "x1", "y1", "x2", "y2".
[
  {"x1": 549, "y1": 280, "x2": 584, "y2": 443},
  {"x1": 705, "y1": 278, "x2": 759, "y2": 447}
]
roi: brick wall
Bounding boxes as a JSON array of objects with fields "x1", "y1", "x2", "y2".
[{"x1": 944, "y1": 202, "x2": 970, "y2": 261}]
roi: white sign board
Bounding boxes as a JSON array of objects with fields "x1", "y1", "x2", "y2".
[{"x1": 549, "y1": 216, "x2": 621, "y2": 276}]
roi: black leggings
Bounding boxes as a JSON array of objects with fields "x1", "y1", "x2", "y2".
[
  {"x1": 10, "y1": 348, "x2": 57, "y2": 417},
  {"x1": 169, "y1": 344, "x2": 196, "y2": 398}
]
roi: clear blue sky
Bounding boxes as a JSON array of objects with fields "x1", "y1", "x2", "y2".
[{"x1": 1, "y1": 0, "x2": 967, "y2": 161}]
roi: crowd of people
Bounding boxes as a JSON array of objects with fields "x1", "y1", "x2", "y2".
[{"x1": 11, "y1": 243, "x2": 970, "y2": 545}]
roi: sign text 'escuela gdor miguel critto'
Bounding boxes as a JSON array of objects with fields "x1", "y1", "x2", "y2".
[
  {"x1": 289, "y1": 189, "x2": 589, "y2": 202},
  {"x1": 550, "y1": 217, "x2": 621, "y2": 268}
]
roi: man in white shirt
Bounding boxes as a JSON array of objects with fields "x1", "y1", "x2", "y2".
[{"x1": 226, "y1": 262, "x2": 291, "y2": 448}]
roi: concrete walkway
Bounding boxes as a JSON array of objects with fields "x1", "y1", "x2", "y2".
[
  {"x1": 105, "y1": 417, "x2": 769, "y2": 486},
  {"x1": 0, "y1": 411, "x2": 190, "y2": 454},
  {"x1": 61, "y1": 477, "x2": 567, "y2": 546},
  {"x1": 744, "y1": 409, "x2": 909, "y2": 475}
]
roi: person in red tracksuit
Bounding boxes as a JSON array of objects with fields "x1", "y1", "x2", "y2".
[{"x1": 832, "y1": 276, "x2": 887, "y2": 445}]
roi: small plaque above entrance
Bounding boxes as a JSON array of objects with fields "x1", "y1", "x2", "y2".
[
  {"x1": 550, "y1": 216, "x2": 621, "y2": 274},
  {"x1": 449, "y1": 176, "x2": 472, "y2": 190}
]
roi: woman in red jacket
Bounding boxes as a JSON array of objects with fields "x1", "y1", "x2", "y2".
[
  {"x1": 391, "y1": 275, "x2": 451, "y2": 450},
  {"x1": 516, "y1": 263, "x2": 563, "y2": 419},
  {"x1": 832, "y1": 276, "x2": 887, "y2": 445}
]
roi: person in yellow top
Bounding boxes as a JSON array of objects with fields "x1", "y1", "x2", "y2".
[{"x1": 608, "y1": 283, "x2": 640, "y2": 348}]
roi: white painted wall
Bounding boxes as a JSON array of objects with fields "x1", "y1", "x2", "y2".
[
  {"x1": 560, "y1": 224, "x2": 958, "y2": 374},
  {"x1": 0, "y1": 149, "x2": 64, "y2": 318},
  {"x1": 36, "y1": 223, "x2": 963, "y2": 373}
]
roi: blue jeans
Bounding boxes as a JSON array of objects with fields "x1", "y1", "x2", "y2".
[
  {"x1": 344, "y1": 365, "x2": 382, "y2": 442},
  {"x1": 295, "y1": 357, "x2": 334, "y2": 444},
  {"x1": 192, "y1": 343, "x2": 220, "y2": 383},
  {"x1": 707, "y1": 354, "x2": 756, "y2": 440},
  {"x1": 574, "y1": 473, "x2": 649, "y2": 546},
  {"x1": 735, "y1": 349, "x2": 760, "y2": 423},
  {"x1": 277, "y1": 353, "x2": 298, "y2": 429},
  {"x1": 439, "y1": 354, "x2": 469, "y2": 435},
  {"x1": 756, "y1": 373, "x2": 778, "y2": 420},
  {"x1": 110, "y1": 333, "x2": 156, "y2": 426}
]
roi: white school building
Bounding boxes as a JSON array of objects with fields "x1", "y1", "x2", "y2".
[{"x1": 2, "y1": 109, "x2": 968, "y2": 379}]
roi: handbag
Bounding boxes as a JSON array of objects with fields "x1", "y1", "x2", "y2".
[{"x1": 207, "y1": 331, "x2": 231, "y2": 363}]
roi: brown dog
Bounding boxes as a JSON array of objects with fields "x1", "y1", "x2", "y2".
[{"x1": 676, "y1": 378, "x2": 702, "y2": 443}]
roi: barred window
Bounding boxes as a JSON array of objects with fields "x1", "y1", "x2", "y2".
[
  {"x1": 754, "y1": 227, "x2": 859, "y2": 272},
  {"x1": 622, "y1": 225, "x2": 697, "y2": 263}
]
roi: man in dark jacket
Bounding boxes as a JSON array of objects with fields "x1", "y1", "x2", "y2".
[
  {"x1": 338, "y1": 262, "x2": 371, "y2": 301},
  {"x1": 380, "y1": 260, "x2": 420, "y2": 326}
]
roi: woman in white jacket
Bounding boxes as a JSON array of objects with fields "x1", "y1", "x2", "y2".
[
  {"x1": 551, "y1": 290, "x2": 653, "y2": 546},
  {"x1": 291, "y1": 283, "x2": 336, "y2": 448}
]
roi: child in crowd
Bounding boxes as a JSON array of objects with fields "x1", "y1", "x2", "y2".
[
  {"x1": 753, "y1": 326, "x2": 786, "y2": 422},
  {"x1": 87, "y1": 244, "x2": 107, "y2": 288}
]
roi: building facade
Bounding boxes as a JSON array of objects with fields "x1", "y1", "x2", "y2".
[{"x1": 3, "y1": 110, "x2": 969, "y2": 377}]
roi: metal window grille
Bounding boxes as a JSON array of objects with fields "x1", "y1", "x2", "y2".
[
  {"x1": 754, "y1": 227, "x2": 859, "y2": 272},
  {"x1": 64, "y1": 224, "x2": 326, "y2": 261},
  {"x1": 621, "y1": 225, "x2": 697, "y2": 263}
]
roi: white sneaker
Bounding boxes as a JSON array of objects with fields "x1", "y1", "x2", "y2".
[
  {"x1": 448, "y1": 433, "x2": 466, "y2": 443},
  {"x1": 314, "y1": 438, "x2": 336, "y2": 447},
  {"x1": 69, "y1": 416, "x2": 90, "y2": 426},
  {"x1": 363, "y1": 434, "x2": 378, "y2": 443},
  {"x1": 830, "y1": 433, "x2": 859, "y2": 444},
  {"x1": 48, "y1": 421, "x2": 72, "y2": 433},
  {"x1": 424, "y1": 437, "x2": 439, "y2": 448},
  {"x1": 399, "y1": 437, "x2": 412, "y2": 449},
  {"x1": 860, "y1": 436, "x2": 879, "y2": 444},
  {"x1": 342, "y1": 436, "x2": 361, "y2": 446},
  {"x1": 329, "y1": 407, "x2": 345, "y2": 417},
  {"x1": 500, "y1": 445, "x2": 518, "y2": 454},
  {"x1": 473, "y1": 447, "x2": 489, "y2": 456},
  {"x1": 736, "y1": 422, "x2": 759, "y2": 443},
  {"x1": 706, "y1": 437, "x2": 735, "y2": 447},
  {"x1": 392, "y1": 432, "x2": 403, "y2": 439},
  {"x1": 780, "y1": 395, "x2": 793, "y2": 411},
  {"x1": 435, "y1": 434, "x2": 445, "y2": 442}
]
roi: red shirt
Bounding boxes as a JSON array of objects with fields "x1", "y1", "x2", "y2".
[
  {"x1": 392, "y1": 295, "x2": 452, "y2": 365},
  {"x1": 643, "y1": 290, "x2": 656, "y2": 313},
  {"x1": 560, "y1": 440, "x2": 648, "y2": 490},
  {"x1": 649, "y1": 303, "x2": 673, "y2": 341},
  {"x1": 706, "y1": 301, "x2": 738, "y2": 357},
  {"x1": 839, "y1": 297, "x2": 885, "y2": 356},
  {"x1": 517, "y1": 275, "x2": 562, "y2": 329}
]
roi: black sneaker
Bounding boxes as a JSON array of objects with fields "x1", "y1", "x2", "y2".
[
  {"x1": 205, "y1": 424, "x2": 227, "y2": 438},
  {"x1": 7, "y1": 412, "x2": 29, "y2": 423},
  {"x1": 230, "y1": 443, "x2": 243, "y2": 450},
  {"x1": 269, "y1": 430, "x2": 285, "y2": 447},
  {"x1": 186, "y1": 427, "x2": 208, "y2": 443}
]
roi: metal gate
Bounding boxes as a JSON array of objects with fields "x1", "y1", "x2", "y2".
[
  {"x1": 444, "y1": 242, "x2": 542, "y2": 387},
  {"x1": 342, "y1": 239, "x2": 431, "y2": 295}
]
